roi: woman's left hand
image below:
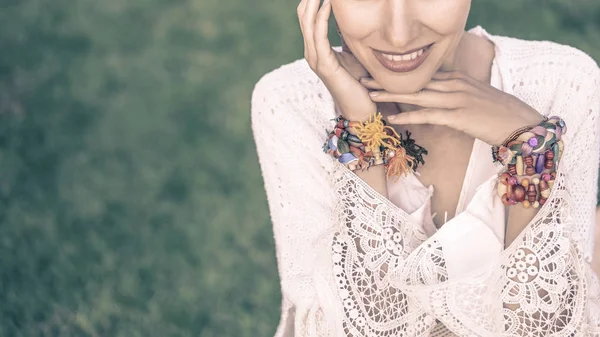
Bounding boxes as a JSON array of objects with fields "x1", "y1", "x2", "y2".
[{"x1": 362, "y1": 70, "x2": 545, "y2": 146}]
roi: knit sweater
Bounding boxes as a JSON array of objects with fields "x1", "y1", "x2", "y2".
[{"x1": 251, "y1": 26, "x2": 600, "y2": 336}]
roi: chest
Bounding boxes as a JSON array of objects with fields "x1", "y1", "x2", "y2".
[{"x1": 397, "y1": 126, "x2": 476, "y2": 228}]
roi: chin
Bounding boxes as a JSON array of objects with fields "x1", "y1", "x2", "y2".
[{"x1": 377, "y1": 76, "x2": 431, "y2": 95}]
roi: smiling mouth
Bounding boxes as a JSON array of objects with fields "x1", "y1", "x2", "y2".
[{"x1": 372, "y1": 43, "x2": 434, "y2": 73}]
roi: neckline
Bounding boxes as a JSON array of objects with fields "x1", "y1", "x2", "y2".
[{"x1": 390, "y1": 26, "x2": 501, "y2": 226}]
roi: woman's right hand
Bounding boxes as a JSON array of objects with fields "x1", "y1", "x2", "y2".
[{"x1": 297, "y1": 0, "x2": 378, "y2": 121}]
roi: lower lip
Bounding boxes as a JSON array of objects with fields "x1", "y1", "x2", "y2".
[{"x1": 373, "y1": 44, "x2": 434, "y2": 73}]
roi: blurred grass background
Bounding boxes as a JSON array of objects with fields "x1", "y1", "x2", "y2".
[{"x1": 0, "y1": 0, "x2": 598, "y2": 336}]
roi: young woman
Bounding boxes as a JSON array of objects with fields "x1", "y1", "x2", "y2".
[{"x1": 251, "y1": 0, "x2": 600, "y2": 335}]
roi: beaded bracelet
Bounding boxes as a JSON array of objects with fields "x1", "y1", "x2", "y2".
[
  {"x1": 494, "y1": 116, "x2": 566, "y2": 208},
  {"x1": 322, "y1": 112, "x2": 427, "y2": 180}
]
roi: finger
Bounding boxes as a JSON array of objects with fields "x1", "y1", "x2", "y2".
[
  {"x1": 297, "y1": 0, "x2": 307, "y2": 18},
  {"x1": 386, "y1": 108, "x2": 455, "y2": 126},
  {"x1": 359, "y1": 77, "x2": 384, "y2": 90},
  {"x1": 432, "y1": 70, "x2": 485, "y2": 89},
  {"x1": 369, "y1": 89, "x2": 468, "y2": 109},
  {"x1": 423, "y1": 77, "x2": 471, "y2": 93},
  {"x1": 314, "y1": 0, "x2": 334, "y2": 61},
  {"x1": 297, "y1": 0, "x2": 309, "y2": 58},
  {"x1": 301, "y1": 0, "x2": 321, "y2": 61},
  {"x1": 432, "y1": 70, "x2": 467, "y2": 80}
]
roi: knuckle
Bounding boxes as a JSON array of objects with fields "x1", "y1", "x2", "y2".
[
  {"x1": 450, "y1": 78, "x2": 467, "y2": 90},
  {"x1": 450, "y1": 70, "x2": 464, "y2": 79}
]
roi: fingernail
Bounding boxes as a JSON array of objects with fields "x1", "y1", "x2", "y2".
[
  {"x1": 387, "y1": 115, "x2": 396, "y2": 121},
  {"x1": 369, "y1": 91, "x2": 379, "y2": 97}
]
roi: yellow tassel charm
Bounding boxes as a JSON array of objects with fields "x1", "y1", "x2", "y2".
[
  {"x1": 386, "y1": 147, "x2": 414, "y2": 181},
  {"x1": 353, "y1": 112, "x2": 400, "y2": 150}
]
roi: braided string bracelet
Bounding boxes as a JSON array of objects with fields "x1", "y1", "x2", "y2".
[
  {"x1": 492, "y1": 116, "x2": 567, "y2": 208},
  {"x1": 322, "y1": 112, "x2": 428, "y2": 181}
]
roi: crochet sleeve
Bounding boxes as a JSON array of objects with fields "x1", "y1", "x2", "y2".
[
  {"x1": 495, "y1": 55, "x2": 600, "y2": 336},
  {"x1": 251, "y1": 69, "x2": 341, "y2": 336}
]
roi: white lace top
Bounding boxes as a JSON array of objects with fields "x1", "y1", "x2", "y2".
[{"x1": 251, "y1": 26, "x2": 600, "y2": 336}]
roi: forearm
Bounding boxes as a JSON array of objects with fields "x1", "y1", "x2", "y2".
[
  {"x1": 353, "y1": 165, "x2": 388, "y2": 198},
  {"x1": 504, "y1": 205, "x2": 539, "y2": 247}
]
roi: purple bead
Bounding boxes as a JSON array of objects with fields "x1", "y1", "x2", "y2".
[
  {"x1": 508, "y1": 176, "x2": 518, "y2": 186},
  {"x1": 329, "y1": 135, "x2": 338, "y2": 151},
  {"x1": 528, "y1": 137, "x2": 538, "y2": 147},
  {"x1": 535, "y1": 153, "x2": 545, "y2": 173},
  {"x1": 338, "y1": 153, "x2": 357, "y2": 165}
]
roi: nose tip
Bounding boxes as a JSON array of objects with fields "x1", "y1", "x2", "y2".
[{"x1": 384, "y1": 3, "x2": 418, "y2": 50}]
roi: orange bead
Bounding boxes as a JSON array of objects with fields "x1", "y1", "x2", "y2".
[
  {"x1": 521, "y1": 178, "x2": 530, "y2": 188},
  {"x1": 523, "y1": 200, "x2": 531, "y2": 208}
]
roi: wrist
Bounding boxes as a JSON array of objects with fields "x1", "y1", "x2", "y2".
[{"x1": 494, "y1": 112, "x2": 545, "y2": 147}]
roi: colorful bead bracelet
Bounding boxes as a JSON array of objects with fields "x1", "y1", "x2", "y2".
[
  {"x1": 494, "y1": 116, "x2": 566, "y2": 208},
  {"x1": 322, "y1": 112, "x2": 427, "y2": 180}
]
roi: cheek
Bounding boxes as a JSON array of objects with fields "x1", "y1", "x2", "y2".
[
  {"x1": 332, "y1": 2, "x2": 381, "y2": 40},
  {"x1": 419, "y1": 0, "x2": 471, "y2": 33}
]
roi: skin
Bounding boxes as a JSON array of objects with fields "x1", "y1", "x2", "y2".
[
  {"x1": 331, "y1": 0, "x2": 541, "y2": 234},
  {"x1": 332, "y1": 0, "x2": 472, "y2": 95},
  {"x1": 299, "y1": 0, "x2": 545, "y2": 247},
  {"x1": 298, "y1": 1, "x2": 584, "y2": 329}
]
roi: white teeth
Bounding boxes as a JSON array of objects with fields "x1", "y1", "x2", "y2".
[{"x1": 381, "y1": 47, "x2": 425, "y2": 62}]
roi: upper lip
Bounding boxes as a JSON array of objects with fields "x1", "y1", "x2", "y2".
[{"x1": 373, "y1": 43, "x2": 434, "y2": 56}]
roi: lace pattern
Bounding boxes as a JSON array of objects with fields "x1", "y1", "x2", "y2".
[
  {"x1": 251, "y1": 26, "x2": 600, "y2": 337},
  {"x1": 332, "y1": 162, "x2": 600, "y2": 336},
  {"x1": 331, "y1": 171, "x2": 432, "y2": 336}
]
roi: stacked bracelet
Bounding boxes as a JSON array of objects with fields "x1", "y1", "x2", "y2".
[
  {"x1": 493, "y1": 116, "x2": 566, "y2": 208},
  {"x1": 322, "y1": 112, "x2": 427, "y2": 180}
]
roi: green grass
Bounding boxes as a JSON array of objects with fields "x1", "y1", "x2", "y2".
[{"x1": 0, "y1": 0, "x2": 598, "y2": 336}]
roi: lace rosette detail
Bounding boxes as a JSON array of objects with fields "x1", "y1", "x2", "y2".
[
  {"x1": 331, "y1": 166, "x2": 435, "y2": 336},
  {"x1": 331, "y1": 163, "x2": 600, "y2": 336}
]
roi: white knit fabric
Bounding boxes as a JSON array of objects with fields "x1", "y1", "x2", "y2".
[{"x1": 251, "y1": 26, "x2": 600, "y2": 336}]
